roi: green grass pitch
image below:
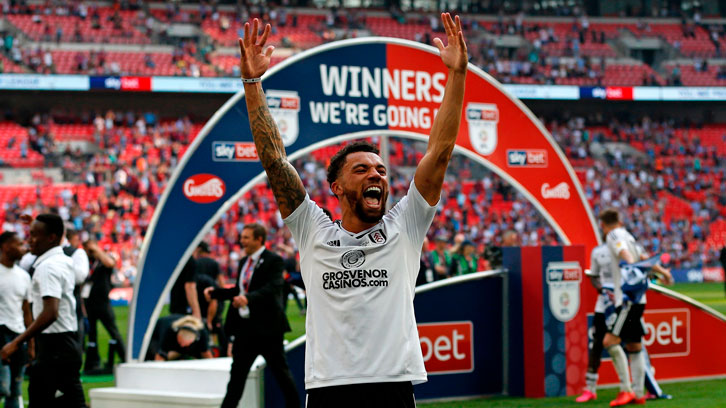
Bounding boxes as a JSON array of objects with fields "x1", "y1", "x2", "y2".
[{"x1": 17, "y1": 282, "x2": 726, "y2": 405}]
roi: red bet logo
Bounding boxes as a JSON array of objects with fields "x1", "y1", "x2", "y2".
[
  {"x1": 418, "y1": 322, "x2": 474, "y2": 374},
  {"x1": 642, "y1": 309, "x2": 689, "y2": 357}
]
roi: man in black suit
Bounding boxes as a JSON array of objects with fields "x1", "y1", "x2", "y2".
[{"x1": 204, "y1": 223, "x2": 300, "y2": 408}]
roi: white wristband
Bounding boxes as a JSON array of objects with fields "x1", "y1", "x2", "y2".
[{"x1": 241, "y1": 77, "x2": 261, "y2": 84}]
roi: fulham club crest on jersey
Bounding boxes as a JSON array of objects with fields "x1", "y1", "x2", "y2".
[
  {"x1": 341, "y1": 250, "x2": 365, "y2": 269},
  {"x1": 368, "y1": 229, "x2": 387, "y2": 244}
]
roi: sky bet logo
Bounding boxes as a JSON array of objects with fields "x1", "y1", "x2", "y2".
[
  {"x1": 418, "y1": 321, "x2": 474, "y2": 375},
  {"x1": 506, "y1": 149, "x2": 548, "y2": 168},
  {"x1": 212, "y1": 142, "x2": 258, "y2": 162},
  {"x1": 642, "y1": 309, "x2": 689, "y2": 357}
]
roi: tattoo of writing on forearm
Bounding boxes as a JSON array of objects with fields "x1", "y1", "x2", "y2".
[{"x1": 250, "y1": 106, "x2": 305, "y2": 214}]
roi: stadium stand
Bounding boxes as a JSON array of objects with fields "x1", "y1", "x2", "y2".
[
  {"x1": 5, "y1": 7, "x2": 150, "y2": 44},
  {"x1": 1, "y1": 3, "x2": 726, "y2": 281},
  {"x1": 3, "y1": 4, "x2": 725, "y2": 86}
]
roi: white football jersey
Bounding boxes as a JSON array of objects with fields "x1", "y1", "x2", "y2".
[
  {"x1": 605, "y1": 227, "x2": 644, "y2": 306},
  {"x1": 589, "y1": 244, "x2": 614, "y2": 313},
  {"x1": 284, "y1": 181, "x2": 436, "y2": 389}
]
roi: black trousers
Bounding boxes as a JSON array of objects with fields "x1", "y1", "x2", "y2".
[
  {"x1": 306, "y1": 381, "x2": 416, "y2": 408},
  {"x1": 221, "y1": 332, "x2": 299, "y2": 408},
  {"x1": 86, "y1": 299, "x2": 126, "y2": 363},
  {"x1": 29, "y1": 332, "x2": 85, "y2": 408},
  {"x1": 588, "y1": 312, "x2": 607, "y2": 372}
]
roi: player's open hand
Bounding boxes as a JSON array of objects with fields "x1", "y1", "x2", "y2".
[
  {"x1": 433, "y1": 13, "x2": 468, "y2": 74},
  {"x1": 238, "y1": 18, "x2": 274, "y2": 80}
]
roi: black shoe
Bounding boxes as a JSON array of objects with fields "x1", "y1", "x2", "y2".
[{"x1": 84, "y1": 365, "x2": 113, "y2": 375}]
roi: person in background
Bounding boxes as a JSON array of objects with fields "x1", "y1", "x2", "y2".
[
  {"x1": 501, "y1": 229, "x2": 519, "y2": 247},
  {"x1": 430, "y1": 235, "x2": 452, "y2": 280},
  {"x1": 417, "y1": 237, "x2": 433, "y2": 286},
  {"x1": 720, "y1": 247, "x2": 726, "y2": 296},
  {"x1": 0, "y1": 214, "x2": 85, "y2": 407},
  {"x1": 195, "y1": 242, "x2": 224, "y2": 288},
  {"x1": 194, "y1": 271, "x2": 224, "y2": 356},
  {"x1": 0, "y1": 232, "x2": 31, "y2": 408},
  {"x1": 194, "y1": 241, "x2": 227, "y2": 355},
  {"x1": 205, "y1": 223, "x2": 299, "y2": 408},
  {"x1": 169, "y1": 254, "x2": 201, "y2": 319},
  {"x1": 449, "y1": 240, "x2": 478, "y2": 276},
  {"x1": 62, "y1": 229, "x2": 90, "y2": 352},
  {"x1": 277, "y1": 243, "x2": 306, "y2": 315},
  {"x1": 145, "y1": 314, "x2": 212, "y2": 361},
  {"x1": 82, "y1": 240, "x2": 126, "y2": 374},
  {"x1": 18, "y1": 225, "x2": 89, "y2": 350}
]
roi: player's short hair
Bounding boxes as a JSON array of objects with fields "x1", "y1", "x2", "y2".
[
  {"x1": 326, "y1": 141, "x2": 380, "y2": 187},
  {"x1": 35, "y1": 213, "x2": 65, "y2": 241},
  {"x1": 66, "y1": 228, "x2": 79, "y2": 240},
  {"x1": 598, "y1": 208, "x2": 621, "y2": 226},
  {"x1": 0, "y1": 231, "x2": 17, "y2": 246},
  {"x1": 243, "y1": 223, "x2": 267, "y2": 244}
]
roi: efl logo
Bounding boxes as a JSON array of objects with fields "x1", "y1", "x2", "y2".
[
  {"x1": 183, "y1": 174, "x2": 225, "y2": 204},
  {"x1": 418, "y1": 321, "x2": 473, "y2": 375},
  {"x1": 212, "y1": 142, "x2": 258, "y2": 162},
  {"x1": 506, "y1": 149, "x2": 548, "y2": 168},
  {"x1": 642, "y1": 309, "x2": 689, "y2": 357}
]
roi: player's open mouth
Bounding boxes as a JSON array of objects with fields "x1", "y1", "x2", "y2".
[{"x1": 363, "y1": 186, "x2": 382, "y2": 208}]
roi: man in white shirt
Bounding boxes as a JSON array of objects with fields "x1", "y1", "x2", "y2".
[
  {"x1": 575, "y1": 243, "x2": 613, "y2": 403},
  {"x1": 63, "y1": 229, "x2": 90, "y2": 354},
  {"x1": 237, "y1": 12, "x2": 467, "y2": 406},
  {"x1": 599, "y1": 208, "x2": 663, "y2": 407},
  {"x1": 0, "y1": 214, "x2": 85, "y2": 407},
  {"x1": 0, "y1": 231, "x2": 31, "y2": 408}
]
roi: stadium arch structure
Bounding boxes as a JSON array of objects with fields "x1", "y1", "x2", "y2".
[{"x1": 128, "y1": 37, "x2": 603, "y2": 361}]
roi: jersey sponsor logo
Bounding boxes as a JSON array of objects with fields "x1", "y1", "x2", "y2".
[
  {"x1": 368, "y1": 229, "x2": 387, "y2": 244},
  {"x1": 466, "y1": 103, "x2": 498, "y2": 156},
  {"x1": 418, "y1": 321, "x2": 474, "y2": 375},
  {"x1": 642, "y1": 309, "x2": 689, "y2": 357},
  {"x1": 326, "y1": 239, "x2": 340, "y2": 247},
  {"x1": 340, "y1": 250, "x2": 365, "y2": 269},
  {"x1": 212, "y1": 142, "x2": 258, "y2": 162},
  {"x1": 546, "y1": 261, "x2": 582, "y2": 322},
  {"x1": 506, "y1": 149, "x2": 548, "y2": 167},
  {"x1": 541, "y1": 182, "x2": 571, "y2": 199},
  {"x1": 321, "y1": 269, "x2": 389, "y2": 290},
  {"x1": 267, "y1": 90, "x2": 300, "y2": 147},
  {"x1": 183, "y1": 174, "x2": 225, "y2": 203}
]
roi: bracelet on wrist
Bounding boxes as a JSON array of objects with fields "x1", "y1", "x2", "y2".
[{"x1": 241, "y1": 77, "x2": 261, "y2": 84}]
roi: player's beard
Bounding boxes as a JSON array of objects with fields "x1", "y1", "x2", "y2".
[{"x1": 343, "y1": 187, "x2": 386, "y2": 224}]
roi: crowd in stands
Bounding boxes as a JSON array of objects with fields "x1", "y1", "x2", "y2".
[
  {"x1": 3, "y1": 3, "x2": 726, "y2": 85},
  {"x1": 0, "y1": 3, "x2": 725, "y2": 285},
  {"x1": 0, "y1": 103, "x2": 724, "y2": 288},
  {"x1": 0, "y1": 109, "x2": 199, "y2": 286}
]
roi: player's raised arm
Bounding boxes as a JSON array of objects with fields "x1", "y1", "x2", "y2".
[
  {"x1": 414, "y1": 13, "x2": 468, "y2": 205},
  {"x1": 239, "y1": 19, "x2": 306, "y2": 218}
]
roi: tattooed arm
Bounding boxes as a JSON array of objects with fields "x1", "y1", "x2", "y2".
[
  {"x1": 414, "y1": 13, "x2": 468, "y2": 205},
  {"x1": 239, "y1": 19, "x2": 306, "y2": 218}
]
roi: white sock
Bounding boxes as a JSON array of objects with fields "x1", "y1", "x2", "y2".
[
  {"x1": 629, "y1": 349, "x2": 646, "y2": 398},
  {"x1": 607, "y1": 345, "x2": 632, "y2": 392},
  {"x1": 585, "y1": 372, "x2": 599, "y2": 393}
]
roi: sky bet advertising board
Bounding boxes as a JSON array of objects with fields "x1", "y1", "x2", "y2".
[{"x1": 128, "y1": 38, "x2": 603, "y2": 366}]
